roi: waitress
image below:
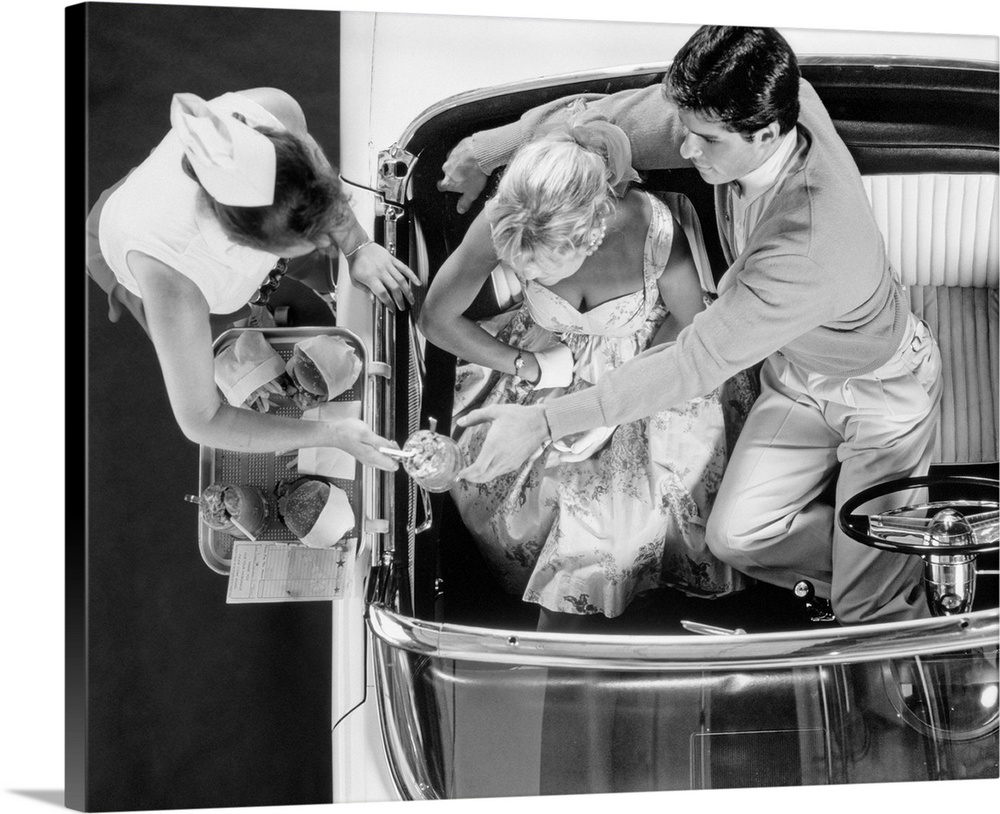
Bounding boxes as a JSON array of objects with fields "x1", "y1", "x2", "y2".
[{"x1": 86, "y1": 88, "x2": 413, "y2": 466}]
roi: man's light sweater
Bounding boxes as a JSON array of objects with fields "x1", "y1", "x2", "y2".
[{"x1": 471, "y1": 80, "x2": 907, "y2": 441}]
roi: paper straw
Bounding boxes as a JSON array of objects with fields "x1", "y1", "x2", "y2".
[
  {"x1": 379, "y1": 447, "x2": 415, "y2": 459},
  {"x1": 229, "y1": 516, "x2": 258, "y2": 542}
]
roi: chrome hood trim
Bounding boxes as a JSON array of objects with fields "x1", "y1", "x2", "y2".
[{"x1": 367, "y1": 603, "x2": 1000, "y2": 671}]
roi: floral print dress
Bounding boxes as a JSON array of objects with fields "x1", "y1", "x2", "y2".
[{"x1": 450, "y1": 193, "x2": 748, "y2": 617}]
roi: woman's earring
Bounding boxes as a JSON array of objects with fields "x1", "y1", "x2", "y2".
[{"x1": 586, "y1": 218, "x2": 608, "y2": 257}]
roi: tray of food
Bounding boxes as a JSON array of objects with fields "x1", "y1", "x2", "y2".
[{"x1": 193, "y1": 327, "x2": 368, "y2": 575}]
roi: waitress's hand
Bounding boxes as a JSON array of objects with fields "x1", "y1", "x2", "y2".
[
  {"x1": 347, "y1": 242, "x2": 421, "y2": 311},
  {"x1": 331, "y1": 418, "x2": 401, "y2": 472}
]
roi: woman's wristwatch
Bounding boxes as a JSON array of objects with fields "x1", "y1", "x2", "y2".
[{"x1": 512, "y1": 350, "x2": 526, "y2": 381}]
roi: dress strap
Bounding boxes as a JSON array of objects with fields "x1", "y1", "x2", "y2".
[
  {"x1": 642, "y1": 192, "x2": 675, "y2": 289},
  {"x1": 655, "y1": 191, "x2": 717, "y2": 294}
]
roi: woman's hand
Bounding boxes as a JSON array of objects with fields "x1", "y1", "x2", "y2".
[
  {"x1": 331, "y1": 418, "x2": 402, "y2": 472},
  {"x1": 520, "y1": 351, "x2": 541, "y2": 385},
  {"x1": 347, "y1": 242, "x2": 421, "y2": 310}
]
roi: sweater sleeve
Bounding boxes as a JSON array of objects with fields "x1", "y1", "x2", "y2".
[
  {"x1": 544, "y1": 251, "x2": 837, "y2": 439},
  {"x1": 472, "y1": 85, "x2": 689, "y2": 174}
]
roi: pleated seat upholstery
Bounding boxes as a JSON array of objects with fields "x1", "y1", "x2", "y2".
[{"x1": 862, "y1": 174, "x2": 999, "y2": 464}]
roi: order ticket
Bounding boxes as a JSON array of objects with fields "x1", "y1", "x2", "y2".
[{"x1": 225, "y1": 539, "x2": 357, "y2": 603}]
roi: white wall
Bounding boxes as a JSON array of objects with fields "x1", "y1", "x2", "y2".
[{"x1": 355, "y1": 13, "x2": 996, "y2": 147}]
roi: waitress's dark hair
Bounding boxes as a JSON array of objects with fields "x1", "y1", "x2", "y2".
[
  {"x1": 181, "y1": 124, "x2": 350, "y2": 251},
  {"x1": 664, "y1": 26, "x2": 800, "y2": 140}
]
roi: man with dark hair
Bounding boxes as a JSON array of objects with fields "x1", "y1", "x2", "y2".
[
  {"x1": 667, "y1": 27, "x2": 801, "y2": 138},
  {"x1": 437, "y1": 26, "x2": 942, "y2": 625}
]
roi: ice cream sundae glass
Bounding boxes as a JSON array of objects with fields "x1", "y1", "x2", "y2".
[
  {"x1": 194, "y1": 483, "x2": 270, "y2": 540},
  {"x1": 388, "y1": 430, "x2": 465, "y2": 492}
]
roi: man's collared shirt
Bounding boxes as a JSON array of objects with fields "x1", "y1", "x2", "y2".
[{"x1": 726, "y1": 127, "x2": 799, "y2": 256}]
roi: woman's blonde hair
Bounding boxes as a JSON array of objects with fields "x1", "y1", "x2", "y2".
[{"x1": 490, "y1": 132, "x2": 617, "y2": 270}]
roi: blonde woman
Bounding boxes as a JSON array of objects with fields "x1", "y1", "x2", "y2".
[{"x1": 420, "y1": 123, "x2": 752, "y2": 629}]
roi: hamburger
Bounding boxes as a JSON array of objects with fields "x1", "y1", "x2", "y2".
[
  {"x1": 277, "y1": 477, "x2": 355, "y2": 548},
  {"x1": 285, "y1": 335, "x2": 362, "y2": 411}
]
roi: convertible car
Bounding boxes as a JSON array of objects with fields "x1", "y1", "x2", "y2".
[
  {"x1": 305, "y1": 48, "x2": 1000, "y2": 803},
  {"x1": 198, "y1": 32, "x2": 999, "y2": 804}
]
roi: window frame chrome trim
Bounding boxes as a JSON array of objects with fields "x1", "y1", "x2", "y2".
[{"x1": 393, "y1": 55, "x2": 999, "y2": 150}]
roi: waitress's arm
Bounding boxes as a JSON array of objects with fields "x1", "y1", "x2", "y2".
[
  {"x1": 127, "y1": 252, "x2": 399, "y2": 468},
  {"x1": 327, "y1": 209, "x2": 421, "y2": 311},
  {"x1": 239, "y1": 86, "x2": 420, "y2": 311}
]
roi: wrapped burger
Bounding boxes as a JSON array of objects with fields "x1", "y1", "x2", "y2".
[
  {"x1": 277, "y1": 477, "x2": 355, "y2": 548},
  {"x1": 285, "y1": 335, "x2": 362, "y2": 410},
  {"x1": 214, "y1": 331, "x2": 292, "y2": 412}
]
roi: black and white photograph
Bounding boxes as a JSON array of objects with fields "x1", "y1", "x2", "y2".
[{"x1": 6, "y1": 1, "x2": 1000, "y2": 814}]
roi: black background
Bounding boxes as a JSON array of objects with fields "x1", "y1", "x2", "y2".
[{"x1": 76, "y1": 3, "x2": 343, "y2": 809}]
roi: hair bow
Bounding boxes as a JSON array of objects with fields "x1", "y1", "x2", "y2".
[
  {"x1": 170, "y1": 92, "x2": 277, "y2": 207},
  {"x1": 564, "y1": 102, "x2": 641, "y2": 196}
]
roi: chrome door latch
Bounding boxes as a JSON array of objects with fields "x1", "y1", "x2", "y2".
[{"x1": 377, "y1": 143, "x2": 417, "y2": 211}]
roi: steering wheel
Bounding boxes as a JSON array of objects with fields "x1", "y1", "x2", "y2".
[{"x1": 839, "y1": 475, "x2": 999, "y2": 556}]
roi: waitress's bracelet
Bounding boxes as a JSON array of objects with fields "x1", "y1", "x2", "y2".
[{"x1": 343, "y1": 238, "x2": 374, "y2": 259}]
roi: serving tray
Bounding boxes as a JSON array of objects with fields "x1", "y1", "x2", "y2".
[{"x1": 196, "y1": 327, "x2": 367, "y2": 574}]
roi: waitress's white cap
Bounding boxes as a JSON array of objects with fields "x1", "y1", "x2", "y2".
[{"x1": 170, "y1": 92, "x2": 277, "y2": 206}]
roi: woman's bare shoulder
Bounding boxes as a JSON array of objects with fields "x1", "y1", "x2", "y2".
[{"x1": 618, "y1": 187, "x2": 654, "y2": 236}]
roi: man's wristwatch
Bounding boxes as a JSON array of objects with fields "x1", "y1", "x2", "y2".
[{"x1": 512, "y1": 350, "x2": 525, "y2": 381}]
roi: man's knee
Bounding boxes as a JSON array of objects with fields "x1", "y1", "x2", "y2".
[{"x1": 705, "y1": 508, "x2": 753, "y2": 567}]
